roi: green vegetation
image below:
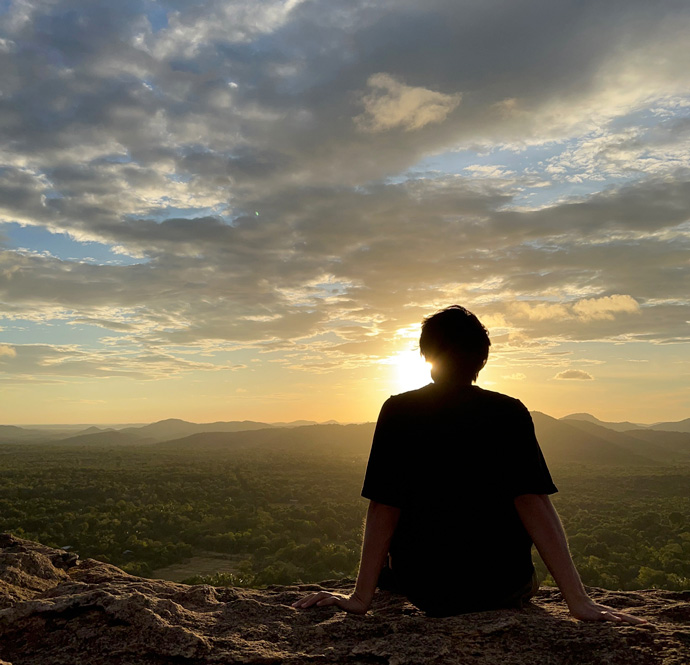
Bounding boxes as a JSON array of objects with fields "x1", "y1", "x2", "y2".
[{"x1": 1, "y1": 443, "x2": 688, "y2": 590}]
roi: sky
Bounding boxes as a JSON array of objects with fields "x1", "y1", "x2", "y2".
[{"x1": 1, "y1": 0, "x2": 689, "y2": 425}]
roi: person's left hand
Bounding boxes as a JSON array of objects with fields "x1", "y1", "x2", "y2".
[{"x1": 292, "y1": 590, "x2": 370, "y2": 614}]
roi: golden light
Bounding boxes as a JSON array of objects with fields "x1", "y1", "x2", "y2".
[{"x1": 390, "y1": 349, "x2": 432, "y2": 393}]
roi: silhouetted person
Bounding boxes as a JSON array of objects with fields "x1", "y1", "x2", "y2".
[{"x1": 295, "y1": 306, "x2": 645, "y2": 623}]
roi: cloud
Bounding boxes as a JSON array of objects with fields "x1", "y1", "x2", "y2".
[
  {"x1": 0, "y1": 344, "x2": 17, "y2": 358},
  {"x1": 0, "y1": 0, "x2": 688, "y2": 389},
  {"x1": 512, "y1": 303, "x2": 571, "y2": 321},
  {"x1": 554, "y1": 370, "x2": 595, "y2": 380},
  {"x1": 572, "y1": 294, "x2": 640, "y2": 320},
  {"x1": 0, "y1": 175, "x2": 687, "y2": 358},
  {"x1": 355, "y1": 73, "x2": 461, "y2": 132},
  {"x1": 513, "y1": 295, "x2": 640, "y2": 323},
  {"x1": 543, "y1": 119, "x2": 690, "y2": 183},
  {"x1": 502, "y1": 373, "x2": 526, "y2": 381},
  {"x1": 0, "y1": 343, "x2": 219, "y2": 382}
]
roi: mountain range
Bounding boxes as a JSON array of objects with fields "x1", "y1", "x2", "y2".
[
  {"x1": 0, "y1": 418, "x2": 338, "y2": 446},
  {"x1": 2, "y1": 413, "x2": 689, "y2": 466},
  {"x1": 561, "y1": 413, "x2": 690, "y2": 433}
]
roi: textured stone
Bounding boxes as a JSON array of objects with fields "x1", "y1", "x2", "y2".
[{"x1": 1, "y1": 533, "x2": 688, "y2": 665}]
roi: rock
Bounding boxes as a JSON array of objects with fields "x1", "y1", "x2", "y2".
[{"x1": 1, "y1": 533, "x2": 688, "y2": 665}]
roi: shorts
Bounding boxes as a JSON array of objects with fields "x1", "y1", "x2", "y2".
[{"x1": 377, "y1": 562, "x2": 539, "y2": 618}]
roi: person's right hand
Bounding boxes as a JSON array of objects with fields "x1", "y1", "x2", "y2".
[
  {"x1": 567, "y1": 597, "x2": 648, "y2": 624},
  {"x1": 292, "y1": 590, "x2": 370, "y2": 614}
]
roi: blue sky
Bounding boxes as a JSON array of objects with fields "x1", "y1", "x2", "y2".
[{"x1": 0, "y1": 0, "x2": 689, "y2": 424}]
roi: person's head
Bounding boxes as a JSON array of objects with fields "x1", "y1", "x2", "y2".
[{"x1": 419, "y1": 305, "x2": 491, "y2": 384}]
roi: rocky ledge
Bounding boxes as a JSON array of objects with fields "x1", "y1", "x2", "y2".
[{"x1": 1, "y1": 533, "x2": 688, "y2": 665}]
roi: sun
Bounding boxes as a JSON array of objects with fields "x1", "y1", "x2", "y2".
[{"x1": 391, "y1": 349, "x2": 432, "y2": 393}]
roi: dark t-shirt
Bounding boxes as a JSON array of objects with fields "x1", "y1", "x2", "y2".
[{"x1": 361, "y1": 383, "x2": 557, "y2": 615}]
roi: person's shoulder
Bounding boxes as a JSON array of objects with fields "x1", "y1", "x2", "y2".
[
  {"x1": 382, "y1": 383, "x2": 436, "y2": 409},
  {"x1": 472, "y1": 387, "x2": 530, "y2": 414},
  {"x1": 389, "y1": 383, "x2": 436, "y2": 401},
  {"x1": 382, "y1": 384, "x2": 532, "y2": 419}
]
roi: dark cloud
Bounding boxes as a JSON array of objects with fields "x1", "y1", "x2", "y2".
[
  {"x1": 0, "y1": 0, "x2": 689, "y2": 383},
  {"x1": 2, "y1": 173, "x2": 687, "y2": 351}
]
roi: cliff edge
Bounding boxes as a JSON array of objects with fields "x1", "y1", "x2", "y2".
[{"x1": 0, "y1": 533, "x2": 687, "y2": 665}]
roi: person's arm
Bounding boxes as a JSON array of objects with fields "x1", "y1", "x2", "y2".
[
  {"x1": 514, "y1": 493, "x2": 646, "y2": 624},
  {"x1": 292, "y1": 500, "x2": 400, "y2": 614}
]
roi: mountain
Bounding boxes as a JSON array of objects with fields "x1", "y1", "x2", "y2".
[
  {"x1": 561, "y1": 413, "x2": 690, "y2": 435},
  {"x1": 270, "y1": 419, "x2": 323, "y2": 427},
  {"x1": 0, "y1": 425, "x2": 46, "y2": 444},
  {"x1": 531, "y1": 412, "x2": 659, "y2": 466},
  {"x1": 77, "y1": 426, "x2": 113, "y2": 435},
  {"x1": 115, "y1": 418, "x2": 345, "y2": 444},
  {"x1": 152, "y1": 416, "x2": 677, "y2": 467},
  {"x1": 51, "y1": 430, "x2": 155, "y2": 447},
  {"x1": 38, "y1": 419, "x2": 357, "y2": 448},
  {"x1": 553, "y1": 417, "x2": 690, "y2": 464},
  {"x1": 560, "y1": 413, "x2": 646, "y2": 432},
  {"x1": 0, "y1": 425, "x2": 72, "y2": 444},
  {"x1": 622, "y1": 428, "x2": 690, "y2": 460},
  {"x1": 1, "y1": 419, "x2": 288, "y2": 446},
  {"x1": 3, "y1": 414, "x2": 688, "y2": 463},
  {"x1": 154, "y1": 423, "x2": 376, "y2": 455},
  {"x1": 648, "y1": 418, "x2": 690, "y2": 434},
  {"x1": 117, "y1": 418, "x2": 284, "y2": 443}
]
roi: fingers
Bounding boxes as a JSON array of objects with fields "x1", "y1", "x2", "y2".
[
  {"x1": 292, "y1": 591, "x2": 342, "y2": 610},
  {"x1": 571, "y1": 602, "x2": 648, "y2": 624},
  {"x1": 316, "y1": 596, "x2": 341, "y2": 607},
  {"x1": 609, "y1": 612, "x2": 647, "y2": 625},
  {"x1": 597, "y1": 607, "x2": 647, "y2": 625},
  {"x1": 599, "y1": 611, "x2": 622, "y2": 623},
  {"x1": 292, "y1": 592, "x2": 324, "y2": 608}
]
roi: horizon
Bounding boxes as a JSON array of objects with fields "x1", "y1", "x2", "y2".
[
  {"x1": 7, "y1": 408, "x2": 689, "y2": 430},
  {"x1": 1, "y1": 1, "x2": 689, "y2": 426}
]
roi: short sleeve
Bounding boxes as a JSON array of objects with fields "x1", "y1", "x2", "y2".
[
  {"x1": 361, "y1": 398, "x2": 407, "y2": 507},
  {"x1": 504, "y1": 401, "x2": 558, "y2": 498}
]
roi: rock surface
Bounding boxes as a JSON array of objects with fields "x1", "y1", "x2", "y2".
[{"x1": 0, "y1": 533, "x2": 688, "y2": 665}]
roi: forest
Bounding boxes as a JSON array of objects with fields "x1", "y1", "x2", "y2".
[{"x1": 1, "y1": 437, "x2": 689, "y2": 592}]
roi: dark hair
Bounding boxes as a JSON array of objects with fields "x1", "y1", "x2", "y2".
[{"x1": 419, "y1": 305, "x2": 491, "y2": 382}]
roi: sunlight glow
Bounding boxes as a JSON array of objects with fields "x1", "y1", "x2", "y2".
[{"x1": 391, "y1": 349, "x2": 432, "y2": 393}]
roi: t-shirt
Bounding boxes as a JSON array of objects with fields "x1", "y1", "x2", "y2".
[{"x1": 361, "y1": 382, "x2": 557, "y2": 615}]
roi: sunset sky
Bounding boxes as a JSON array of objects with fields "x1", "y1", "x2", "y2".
[{"x1": 1, "y1": 0, "x2": 689, "y2": 425}]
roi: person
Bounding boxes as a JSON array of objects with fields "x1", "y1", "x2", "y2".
[{"x1": 293, "y1": 306, "x2": 645, "y2": 623}]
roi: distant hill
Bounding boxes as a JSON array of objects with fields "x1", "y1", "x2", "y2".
[
  {"x1": 553, "y1": 417, "x2": 690, "y2": 464},
  {"x1": 561, "y1": 413, "x2": 646, "y2": 432},
  {"x1": 0, "y1": 425, "x2": 74, "y2": 444},
  {"x1": 153, "y1": 423, "x2": 376, "y2": 455},
  {"x1": 561, "y1": 413, "x2": 690, "y2": 434},
  {"x1": 153, "y1": 416, "x2": 678, "y2": 468},
  {"x1": 648, "y1": 418, "x2": 690, "y2": 434},
  {"x1": 3, "y1": 413, "x2": 688, "y2": 465},
  {"x1": 39, "y1": 418, "x2": 337, "y2": 446},
  {"x1": 622, "y1": 428, "x2": 690, "y2": 460},
  {"x1": 54, "y1": 430, "x2": 155, "y2": 446},
  {"x1": 117, "y1": 418, "x2": 284, "y2": 443},
  {"x1": 0, "y1": 419, "x2": 287, "y2": 446},
  {"x1": 271, "y1": 419, "x2": 331, "y2": 427},
  {"x1": 78, "y1": 426, "x2": 112, "y2": 435},
  {"x1": 531, "y1": 412, "x2": 659, "y2": 466}
]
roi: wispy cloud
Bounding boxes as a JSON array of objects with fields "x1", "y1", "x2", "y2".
[{"x1": 554, "y1": 370, "x2": 595, "y2": 381}]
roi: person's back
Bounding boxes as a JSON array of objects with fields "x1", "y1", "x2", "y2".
[{"x1": 362, "y1": 382, "x2": 556, "y2": 615}]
